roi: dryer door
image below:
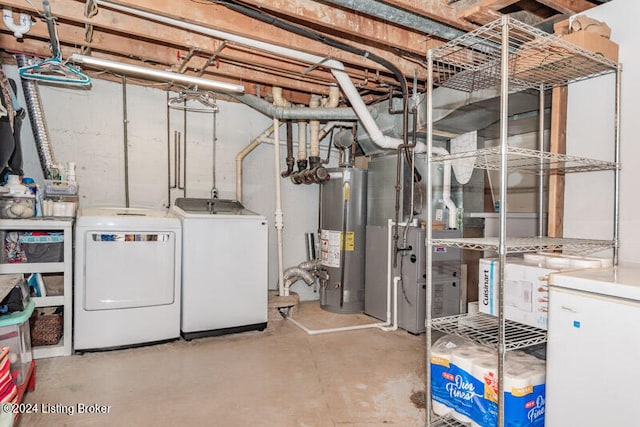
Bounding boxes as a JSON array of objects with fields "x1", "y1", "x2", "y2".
[{"x1": 83, "y1": 231, "x2": 177, "y2": 310}]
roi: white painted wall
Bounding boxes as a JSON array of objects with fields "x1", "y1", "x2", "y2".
[
  {"x1": 564, "y1": 0, "x2": 637, "y2": 262},
  {"x1": 3, "y1": 65, "x2": 334, "y2": 300}
]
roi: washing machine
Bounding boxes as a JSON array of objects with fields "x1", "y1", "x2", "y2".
[
  {"x1": 170, "y1": 198, "x2": 268, "y2": 339},
  {"x1": 74, "y1": 207, "x2": 182, "y2": 351}
]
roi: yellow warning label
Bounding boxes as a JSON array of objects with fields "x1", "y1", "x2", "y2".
[{"x1": 340, "y1": 232, "x2": 355, "y2": 251}]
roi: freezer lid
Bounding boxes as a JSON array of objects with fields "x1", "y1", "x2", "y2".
[{"x1": 549, "y1": 264, "x2": 640, "y2": 301}]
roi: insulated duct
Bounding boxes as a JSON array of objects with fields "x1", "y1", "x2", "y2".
[{"x1": 16, "y1": 54, "x2": 56, "y2": 179}]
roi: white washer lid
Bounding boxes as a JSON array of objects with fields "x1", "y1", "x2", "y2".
[{"x1": 549, "y1": 264, "x2": 640, "y2": 301}]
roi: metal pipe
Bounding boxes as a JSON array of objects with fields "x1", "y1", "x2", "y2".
[
  {"x1": 183, "y1": 100, "x2": 188, "y2": 196},
  {"x1": 538, "y1": 84, "x2": 545, "y2": 237},
  {"x1": 305, "y1": 232, "x2": 316, "y2": 261},
  {"x1": 229, "y1": 93, "x2": 357, "y2": 120},
  {"x1": 69, "y1": 53, "x2": 244, "y2": 93},
  {"x1": 282, "y1": 121, "x2": 295, "y2": 177},
  {"x1": 497, "y1": 15, "x2": 510, "y2": 427},
  {"x1": 122, "y1": 75, "x2": 130, "y2": 208},
  {"x1": 42, "y1": 0, "x2": 59, "y2": 58},
  {"x1": 15, "y1": 54, "x2": 57, "y2": 179},
  {"x1": 614, "y1": 66, "x2": 622, "y2": 266},
  {"x1": 212, "y1": 109, "x2": 217, "y2": 198},
  {"x1": 166, "y1": 91, "x2": 171, "y2": 206},
  {"x1": 425, "y1": 49, "x2": 434, "y2": 427}
]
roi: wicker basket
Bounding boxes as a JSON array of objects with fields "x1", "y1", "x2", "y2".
[{"x1": 30, "y1": 309, "x2": 63, "y2": 346}]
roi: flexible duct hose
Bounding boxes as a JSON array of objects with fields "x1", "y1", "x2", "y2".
[{"x1": 16, "y1": 54, "x2": 57, "y2": 179}]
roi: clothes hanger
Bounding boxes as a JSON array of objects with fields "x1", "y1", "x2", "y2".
[
  {"x1": 168, "y1": 89, "x2": 219, "y2": 113},
  {"x1": 18, "y1": 1, "x2": 91, "y2": 86}
]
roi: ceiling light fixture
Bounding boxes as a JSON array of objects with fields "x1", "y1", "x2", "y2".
[{"x1": 69, "y1": 54, "x2": 245, "y2": 93}]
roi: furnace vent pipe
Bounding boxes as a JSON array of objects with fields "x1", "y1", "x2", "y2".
[
  {"x1": 96, "y1": 1, "x2": 425, "y2": 153},
  {"x1": 16, "y1": 54, "x2": 57, "y2": 179}
]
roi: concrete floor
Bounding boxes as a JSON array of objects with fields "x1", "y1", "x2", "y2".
[{"x1": 19, "y1": 302, "x2": 427, "y2": 426}]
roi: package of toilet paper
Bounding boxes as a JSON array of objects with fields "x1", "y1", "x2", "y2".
[
  {"x1": 430, "y1": 335, "x2": 487, "y2": 421},
  {"x1": 469, "y1": 353, "x2": 546, "y2": 427}
]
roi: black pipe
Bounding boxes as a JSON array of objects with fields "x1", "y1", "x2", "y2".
[{"x1": 281, "y1": 121, "x2": 295, "y2": 177}]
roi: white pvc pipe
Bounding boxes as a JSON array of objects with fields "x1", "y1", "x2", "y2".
[
  {"x1": 272, "y1": 87, "x2": 291, "y2": 108},
  {"x1": 432, "y1": 146, "x2": 458, "y2": 229},
  {"x1": 285, "y1": 277, "x2": 399, "y2": 335},
  {"x1": 284, "y1": 219, "x2": 401, "y2": 335},
  {"x1": 309, "y1": 95, "x2": 321, "y2": 157},
  {"x1": 297, "y1": 121, "x2": 307, "y2": 162},
  {"x1": 273, "y1": 117, "x2": 286, "y2": 297},
  {"x1": 2, "y1": 9, "x2": 31, "y2": 39},
  {"x1": 97, "y1": 1, "x2": 424, "y2": 153},
  {"x1": 236, "y1": 124, "x2": 278, "y2": 202}
]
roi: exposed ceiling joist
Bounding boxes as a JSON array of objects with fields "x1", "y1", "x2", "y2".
[{"x1": 0, "y1": 0, "x2": 608, "y2": 103}]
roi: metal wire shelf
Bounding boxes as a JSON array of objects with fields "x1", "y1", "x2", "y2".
[
  {"x1": 430, "y1": 313, "x2": 547, "y2": 351},
  {"x1": 431, "y1": 414, "x2": 467, "y2": 427},
  {"x1": 429, "y1": 146, "x2": 617, "y2": 174},
  {"x1": 430, "y1": 236, "x2": 613, "y2": 254},
  {"x1": 431, "y1": 17, "x2": 619, "y2": 93}
]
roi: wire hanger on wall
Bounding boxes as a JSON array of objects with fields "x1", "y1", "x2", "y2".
[
  {"x1": 167, "y1": 89, "x2": 219, "y2": 113},
  {"x1": 18, "y1": 0, "x2": 91, "y2": 86}
]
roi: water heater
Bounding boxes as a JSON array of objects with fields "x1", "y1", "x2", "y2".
[{"x1": 319, "y1": 167, "x2": 367, "y2": 313}]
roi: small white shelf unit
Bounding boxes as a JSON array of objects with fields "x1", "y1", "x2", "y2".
[
  {"x1": 0, "y1": 218, "x2": 73, "y2": 358},
  {"x1": 425, "y1": 16, "x2": 620, "y2": 427}
]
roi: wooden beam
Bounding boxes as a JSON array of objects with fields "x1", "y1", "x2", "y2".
[
  {"x1": 535, "y1": 0, "x2": 596, "y2": 14},
  {"x1": 241, "y1": 0, "x2": 434, "y2": 54},
  {"x1": 0, "y1": 0, "x2": 421, "y2": 80},
  {"x1": 377, "y1": 0, "x2": 477, "y2": 32},
  {"x1": 92, "y1": 0, "x2": 426, "y2": 77},
  {"x1": 547, "y1": 85, "x2": 567, "y2": 238}
]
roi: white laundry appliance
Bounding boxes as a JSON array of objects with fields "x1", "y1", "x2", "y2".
[
  {"x1": 170, "y1": 198, "x2": 268, "y2": 339},
  {"x1": 74, "y1": 207, "x2": 182, "y2": 351},
  {"x1": 546, "y1": 265, "x2": 640, "y2": 427}
]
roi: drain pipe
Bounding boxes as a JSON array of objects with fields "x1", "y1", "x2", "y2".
[
  {"x1": 3, "y1": 9, "x2": 31, "y2": 39},
  {"x1": 16, "y1": 54, "x2": 57, "y2": 179},
  {"x1": 236, "y1": 123, "x2": 280, "y2": 203},
  {"x1": 282, "y1": 219, "x2": 400, "y2": 334},
  {"x1": 273, "y1": 117, "x2": 286, "y2": 297},
  {"x1": 96, "y1": 1, "x2": 424, "y2": 153},
  {"x1": 297, "y1": 120, "x2": 307, "y2": 176}
]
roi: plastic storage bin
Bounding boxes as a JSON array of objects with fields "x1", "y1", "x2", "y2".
[
  {"x1": 0, "y1": 195, "x2": 35, "y2": 219},
  {"x1": 0, "y1": 301, "x2": 34, "y2": 385}
]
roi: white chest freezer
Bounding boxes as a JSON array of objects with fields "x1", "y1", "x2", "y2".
[{"x1": 546, "y1": 265, "x2": 640, "y2": 427}]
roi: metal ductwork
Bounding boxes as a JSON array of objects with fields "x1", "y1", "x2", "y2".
[
  {"x1": 16, "y1": 54, "x2": 57, "y2": 179},
  {"x1": 228, "y1": 93, "x2": 358, "y2": 121},
  {"x1": 319, "y1": 0, "x2": 465, "y2": 40}
]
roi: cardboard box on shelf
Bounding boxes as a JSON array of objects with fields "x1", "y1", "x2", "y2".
[
  {"x1": 479, "y1": 257, "x2": 552, "y2": 330},
  {"x1": 560, "y1": 30, "x2": 618, "y2": 62}
]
